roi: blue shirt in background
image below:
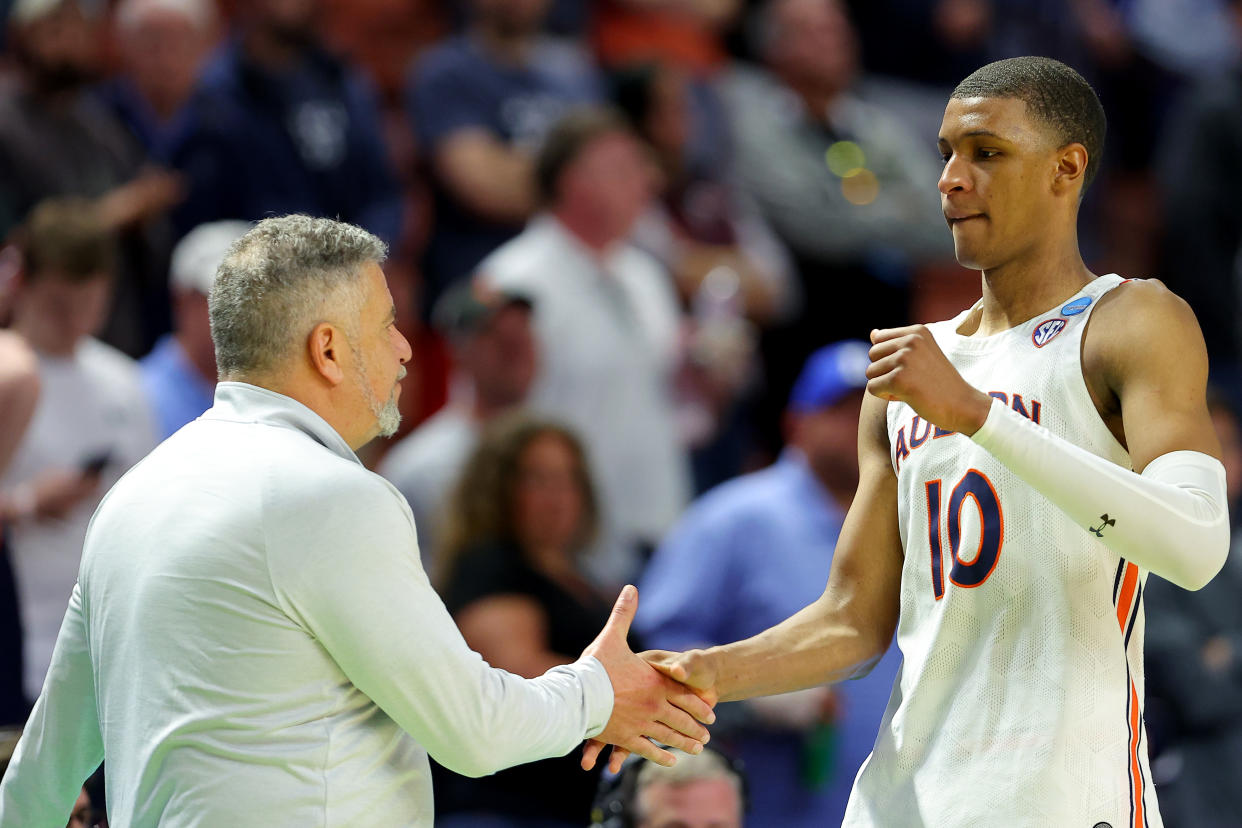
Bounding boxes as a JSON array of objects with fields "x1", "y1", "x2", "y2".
[{"x1": 636, "y1": 448, "x2": 902, "y2": 828}]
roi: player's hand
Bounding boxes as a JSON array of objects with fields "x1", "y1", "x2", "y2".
[
  {"x1": 642, "y1": 648, "x2": 719, "y2": 696},
  {"x1": 580, "y1": 587, "x2": 716, "y2": 772},
  {"x1": 582, "y1": 646, "x2": 722, "y2": 773},
  {"x1": 867, "y1": 325, "x2": 992, "y2": 435}
]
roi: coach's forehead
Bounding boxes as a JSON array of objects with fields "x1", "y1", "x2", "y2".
[{"x1": 939, "y1": 96, "x2": 1054, "y2": 148}]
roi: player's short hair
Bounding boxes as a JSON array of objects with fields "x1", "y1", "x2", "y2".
[
  {"x1": 952, "y1": 56, "x2": 1107, "y2": 193},
  {"x1": 534, "y1": 107, "x2": 634, "y2": 206},
  {"x1": 208, "y1": 214, "x2": 386, "y2": 379},
  {"x1": 14, "y1": 197, "x2": 117, "y2": 284}
]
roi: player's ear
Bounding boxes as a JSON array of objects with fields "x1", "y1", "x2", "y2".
[
  {"x1": 1052, "y1": 142, "x2": 1088, "y2": 196},
  {"x1": 307, "y1": 321, "x2": 347, "y2": 386}
]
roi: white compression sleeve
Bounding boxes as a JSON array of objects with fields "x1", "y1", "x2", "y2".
[{"x1": 970, "y1": 397, "x2": 1229, "y2": 590}]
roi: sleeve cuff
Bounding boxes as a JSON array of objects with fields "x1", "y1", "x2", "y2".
[
  {"x1": 968, "y1": 396, "x2": 1011, "y2": 451},
  {"x1": 574, "y1": 655, "x2": 615, "y2": 739}
]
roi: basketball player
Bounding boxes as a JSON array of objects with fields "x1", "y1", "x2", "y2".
[{"x1": 587, "y1": 57, "x2": 1231, "y2": 826}]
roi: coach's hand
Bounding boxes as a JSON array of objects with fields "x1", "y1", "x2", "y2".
[
  {"x1": 867, "y1": 325, "x2": 992, "y2": 435},
  {"x1": 580, "y1": 587, "x2": 716, "y2": 772}
]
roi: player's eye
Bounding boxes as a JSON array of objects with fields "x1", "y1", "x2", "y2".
[{"x1": 977, "y1": 149, "x2": 1000, "y2": 160}]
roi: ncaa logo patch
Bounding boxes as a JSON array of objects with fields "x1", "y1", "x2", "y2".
[
  {"x1": 1061, "y1": 296, "x2": 1092, "y2": 316},
  {"x1": 1032, "y1": 318, "x2": 1068, "y2": 348}
]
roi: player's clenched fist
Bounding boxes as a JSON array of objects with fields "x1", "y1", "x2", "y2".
[{"x1": 866, "y1": 325, "x2": 992, "y2": 435}]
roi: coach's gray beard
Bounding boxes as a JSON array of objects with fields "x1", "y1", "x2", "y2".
[{"x1": 356, "y1": 363, "x2": 405, "y2": 439}]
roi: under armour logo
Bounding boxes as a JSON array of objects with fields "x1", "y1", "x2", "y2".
[{"x1": 1089, "y1": 515, "x2": 1116, "y2": 538}]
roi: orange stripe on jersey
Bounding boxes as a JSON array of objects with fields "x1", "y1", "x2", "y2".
[
  {"x1": 1115, "y1": 561, "x2": 1145, "y2": 828},
  {"x1": 1127, "y1": 678, "x2": 1144, "y2": 828},
  {"x1": 1115, "y1": 563, "x2": 1139, "y2": 631}
]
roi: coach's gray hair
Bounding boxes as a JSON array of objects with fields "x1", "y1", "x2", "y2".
[
  {"x1": 633, "y1": 748, "x2": 743, "y2": 820},
  {"x1": 208, "y1": 215, "x2": 387, "y2": 379}
]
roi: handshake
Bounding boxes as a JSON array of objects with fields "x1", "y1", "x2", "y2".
[{"x1": 578, "y1": 585, "x2": 719, "y2": 774}]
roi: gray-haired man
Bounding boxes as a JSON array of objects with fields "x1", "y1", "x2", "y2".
[{"x1": 0, "y1": 215, "x2": 713, "y2": 826}]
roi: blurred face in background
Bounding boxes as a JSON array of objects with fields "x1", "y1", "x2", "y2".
[
  {"x1": 644, "y1": 66, "x2": 692, "y2": 166},
  {"x1": 767, "y1": 0, "x2": 857, "y2": 97},
  {"x1": 511, "y1": 432, "x2": 586, "y2": 555},
  {"x1": 251, "y1": 0, "x2": 320, "y2": 48},
  {"x1": 16, "y1": 269, "x2": 113, "y2": 356},
  {"x1": 472, "y1": 0, "x2": 550, "y2": 37},
  {"x1": 559, "y1": 131, "x2": 654, "y2": 244},
  {"x1": 116, "y1": 1, "x2": 217, "y2": 117},
  {"x1": 463, "y1": 304, "x2": 536, "y2": 410},
  {"x1": 636, "y1": 777, "x2": 743, "y2": 828},
  {"x1": 173, "y1": 288, "x2": 215, "y2": 376},
  {"x1": 67, "y1": 787, "x2": 92, "y2": 828},
  {"x1": 788, "y1": 390, "x2": 864, "y2": 498},
  {"x1": 14, "y1": 0, "x2": 103, "y2": 93}
]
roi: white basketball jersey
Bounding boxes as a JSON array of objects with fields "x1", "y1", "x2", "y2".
[{"x1": 843, "y1": 274, "x2": 1162, "y2": 828}]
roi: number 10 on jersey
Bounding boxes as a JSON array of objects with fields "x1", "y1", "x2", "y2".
[{"x1": 925, "y1": 469, "x2": 1005, "y2": 600}]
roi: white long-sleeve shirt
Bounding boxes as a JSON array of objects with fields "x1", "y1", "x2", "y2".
[{"x1": 0, "y1": 382, "x2": 613, "y2": 827}]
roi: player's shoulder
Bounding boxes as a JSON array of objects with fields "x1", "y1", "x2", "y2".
[{"x1": 1091, "y1": 277, "x2": 1202, "y2": 343}]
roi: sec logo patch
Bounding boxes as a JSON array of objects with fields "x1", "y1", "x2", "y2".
[{"x1": 1032, "y1": 318, "x2": 1068, "y2": 348}]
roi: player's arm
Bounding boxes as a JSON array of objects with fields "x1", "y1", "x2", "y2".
[
  {"x1": 869, "y1": 283, "x2": 1229, "y2": 591},
  {"x1": 644, "y1": 390, "x2": 904, "y2": 701},
  {"x1": 0, "y1": 584, "x2": 104, "y2": 824}
]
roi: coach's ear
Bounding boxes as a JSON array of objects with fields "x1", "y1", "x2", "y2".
[
  {"x1": 307, "y1": 321, "x2": 347, "y2": 387},
  {"x1": 1052, "y1": 142, "x2": 1088, "y2": 196}
]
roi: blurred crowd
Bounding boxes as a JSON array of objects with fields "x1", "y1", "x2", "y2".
[{"x1": 0, "y1": 0, "x2": 1240, "y2": 826}]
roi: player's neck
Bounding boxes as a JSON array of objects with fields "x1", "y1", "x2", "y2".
[{"x1": 974, "y1": 249, "x2": 1094, "y2": 336}]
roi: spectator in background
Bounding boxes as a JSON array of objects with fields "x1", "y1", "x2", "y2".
[
  {"x1": 1158, "y1": 0, "x2": 1242, "y2": 402},
  {"x1": 380, "y1": 281, "x2": 536, "y2": 565},
  {"x1": 406, "y1": 0, "x2": 602, "y2": 311},
  {"x1": 0, "y1": 0, "x2": 183, "y2": 355},
  {"x1": 593, "y1": 0, "x2": 738, "y2": 177},
  {"x1": 169, "y1": 0, "x2": 402, "y2": 245},
  {"x1": 141, "y1": 220, "x2": 250, "y2": 440},
  {"x1": 0, "y1": 199, "x2": 157, "y2": 705},
  {"x1": 66, "y1": 786, "x2": 91, "y2": 828},
  {"x1": 720, "y1": 0, "x2": 949, "y2": 453},
  {"x1": 599, "y1": 748, "x2": 746, "y2": 828},
  {"x1": 432, "y1": 414, "x2": 618, "y2": 827},
  {"x1": 476, "y1": 108, "x2": 690, "y2": 588},
  {"x1": 104, "y1": 0, "x2": 221, "y2": 159},
  {"x1": 1144, "y1": 391, "x2": 1242, "y2": 826},
  {"x1": 635, "y1": 341, "x2": 901, "y2": 828},
  {"x1": 612, "y1": 61, "x2": 793, "y2": 329},
  {"x1": 613, "y1": 59, "x2": 796, "y2": 489},
  {"x1": 0, "y1": 331, "x2": 40, "y2": 727}
]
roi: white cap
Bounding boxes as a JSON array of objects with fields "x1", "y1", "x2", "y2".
[{"x1": 170, "y1": 221, "x2": 252, "y2": 296}]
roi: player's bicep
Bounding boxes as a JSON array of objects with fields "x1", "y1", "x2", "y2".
[
  {"x1": 817, "y1": 391, "x2": 903, "y2": 653},
  {"x1": 1101, "y1": 282, "x2": 1222, "y2": 471}
]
